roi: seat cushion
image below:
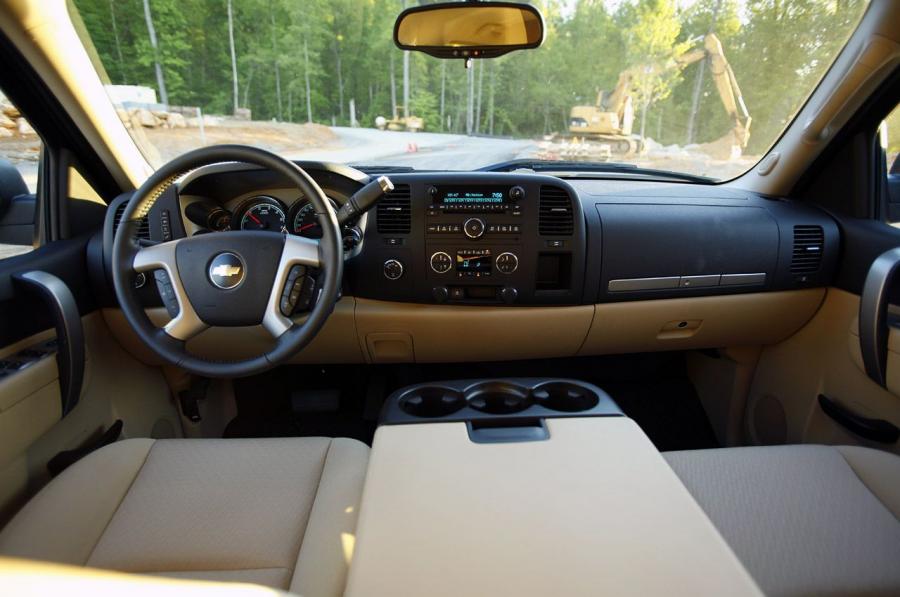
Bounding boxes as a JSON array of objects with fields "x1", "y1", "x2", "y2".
[
  {"x1": 0, "y1": 437, "x2": 369, "y2": 597},
  {"x1": 665, "y1": 444, "x2": 900, "y2": 597}
]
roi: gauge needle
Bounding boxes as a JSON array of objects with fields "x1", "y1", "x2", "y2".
[
  {"x1": 248, "y1": 213, "x2": 263, "y2": 226},
  {"x1": 298, "y1": 223, "x2": 317, "y2": 232}
]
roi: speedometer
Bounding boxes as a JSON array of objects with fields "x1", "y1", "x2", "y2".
[
  {"x1": 234, "y1": 196, "x2": 287, "y2": 232},
  {"x1": 288, "y1": 197, "x2": 339, "y2": 238}
]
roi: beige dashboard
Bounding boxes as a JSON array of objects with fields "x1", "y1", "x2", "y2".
[{"x1": 102, "y1": 288, "x2": 825, "y2": 365}]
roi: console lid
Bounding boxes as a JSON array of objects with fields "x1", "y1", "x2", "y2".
[{"x1": 345, "y1": 417, "x2": 761, "y2": 596}]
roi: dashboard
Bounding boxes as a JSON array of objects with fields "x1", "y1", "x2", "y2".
[{"x1": 96, "y1": 160, "x2": 840, "y2": 312}]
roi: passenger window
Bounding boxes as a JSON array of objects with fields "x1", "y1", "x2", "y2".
[
  {"x1": 883, "y1": 104, "x2": 900, "y2": 225},
  {"x1": 0, "y1": 91, "x2": 41, "y2": 258}
]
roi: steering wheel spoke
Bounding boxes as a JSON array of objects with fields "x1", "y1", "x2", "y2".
[
  {"x1": 133, "y1": 240, "x2": 208, "y2": 341},
  {"x1": 263, "y1": 235, "x2": 322, "y2": 338}
]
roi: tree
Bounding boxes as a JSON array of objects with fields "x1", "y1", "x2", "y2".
[
  {"x1": 141, "y1": 0, "x2": 168, "y2": 104},
  {"x1": 227, "y1": 0, "x2": 239, "y2": 114},
  {"x1": 623, "y1": 0, "x2": 689, "y2": 140}
]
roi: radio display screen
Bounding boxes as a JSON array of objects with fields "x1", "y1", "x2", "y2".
[
  {"x1": 457, "y1": 251, "x2": 492, "y2": 274},
  {"x1": 439, "y1": 187, "x2": 508, "y2": 206}
]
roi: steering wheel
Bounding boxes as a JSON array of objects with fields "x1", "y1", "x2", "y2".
[{"x1": 111, "y1": 145, "x2": 343, "y2": 378}]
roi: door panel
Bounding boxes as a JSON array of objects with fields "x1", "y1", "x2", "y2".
[{"x1": 747, "y1": 287, "x2": 900, "y2": 454}]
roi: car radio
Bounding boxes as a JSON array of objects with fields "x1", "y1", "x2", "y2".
[{"x1": 424, "y1": 185, "x2": 526, "y2": 303}]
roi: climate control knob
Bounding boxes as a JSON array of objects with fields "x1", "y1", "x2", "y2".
[
  {"x1": 496, "y1": 252, "x2": 519, "y2": 274},
  {"x1": 383, "y1": 259, "x2": 404, "y2": 280},
  {"x1": 430, "y1": 251, "x2": 453, "y2": 274},
  {"x1": 463, "y1": 218, "x2": 486, "y2": 239}
]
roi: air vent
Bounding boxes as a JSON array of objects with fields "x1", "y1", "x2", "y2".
[
  {"x1": 377, "y1": 184, "x2": 411, "y2": 235},
  {"x1": 112, "y1": 203, "x2": 151, "y2": 240},
  {"x1": 539, "y1": 186, "x2": 574, "y2": 236},
  {"x1": 790, "y1": 225, "x2": 824, "y2": 276}
]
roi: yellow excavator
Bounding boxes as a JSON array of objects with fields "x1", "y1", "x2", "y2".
[{"x1": 567, "y1": 33, "x2": 751, "y2": 158}]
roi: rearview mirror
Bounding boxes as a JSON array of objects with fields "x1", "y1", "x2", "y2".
[{"x1": 394, "y1": 2, "x2": 544, "y2": 59}]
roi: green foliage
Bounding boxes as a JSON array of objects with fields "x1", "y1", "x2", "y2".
[{"x1": 72, "y1": 0, "x2": 869, "y2": 154}]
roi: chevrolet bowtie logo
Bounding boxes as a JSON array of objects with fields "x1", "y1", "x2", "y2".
[{"x1": 211, "y1": 264, "x2": 242, "y2": 277}]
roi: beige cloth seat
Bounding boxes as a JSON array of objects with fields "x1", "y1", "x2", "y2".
[
  {"x1": 665, "y1": 444, "x2": 900, "y2": 597},
  {"x1": 0, "y1": 437, "x2": 369, "y2": 597}
]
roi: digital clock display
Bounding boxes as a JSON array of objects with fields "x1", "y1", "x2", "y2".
[{"x1": 439, "y1": 187, "x2": 508, "y2": 205}]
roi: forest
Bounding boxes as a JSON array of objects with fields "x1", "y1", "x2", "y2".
[{"x1": 71, "y1": 0, "x2": 868, "y2": 154}]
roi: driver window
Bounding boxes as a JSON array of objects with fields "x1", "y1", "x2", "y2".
[{"x1": 0, "y1": 91, "x2": 40, "y2": 258}]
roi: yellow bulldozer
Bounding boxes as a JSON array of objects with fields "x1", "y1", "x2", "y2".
[{"x1": 567, "y1": 33, "x2": 751, "y2": 158}]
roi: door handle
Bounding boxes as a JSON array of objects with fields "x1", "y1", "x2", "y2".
[
  {"x1": 13, "y1": 271, "x2": 84, "y2": 417},
  {"x1": 859, "y1": 247, "x2": 900, "y2": 386},
  {"x1": 818, "y1": 394, "x2": 899, "y2": 444}
]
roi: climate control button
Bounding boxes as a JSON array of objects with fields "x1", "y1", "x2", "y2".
[
  {"x1": 463, "y1": 217, "x2": 486, "y2": 239},
  {"x1": 496, "y1": 252, "x2": 519, "y2": 274},
  {"x1": 430, "y1": 251, "x2": 453, "y2": 274}
]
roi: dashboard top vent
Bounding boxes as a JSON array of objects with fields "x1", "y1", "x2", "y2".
[
  {"x1": 113, "y1": 202, "x2": 150, "y2": 240},
  {"x1": 539, "y1": 186, "x2": 574, "y2": 236},
  {"x1": 377, "y1": 184, "x2": 411, "y2": 235},
  {"x1": 790, "y1": 225, "x2": 824, "y2": 277}
]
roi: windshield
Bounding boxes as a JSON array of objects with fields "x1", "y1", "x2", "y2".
[{"x1": 69, "y1": 0, "x2": 868, "y2": 181}]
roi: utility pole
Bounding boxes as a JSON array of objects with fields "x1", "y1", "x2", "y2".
[
  {"x1": 304, "y1": 38, "x2": 313, "y2": 123},
  {"x1": 227, "y1": 0, "x2": 239, "y2": 114},
  {"x1": 390, "y1": 53, "x2": 398, "y2": 119},
  {"x1": 440, "y1": 61, "x2": 446, "y2": 132},
  {"x1": 109, "y1": 0, "x2": 125, "y2": 82},
  {"x1": 686, "y1": 0, "x2": 722, "y2": 145},
  {"x1": 142, "y1": 0, "x2": 168, "y2": 105},
  {"x1": 466, "y1": 62, "x2": 474, "y2": 135},
  {"x1": 270, "y1": 3, "x2": 283, "y2": 120},
  {"x1": 401, "y1": 0, "x2": 410, "y2": 119}
]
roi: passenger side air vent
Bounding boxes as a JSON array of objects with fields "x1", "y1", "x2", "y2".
[
  {"x1": 790, "y1": 225, "x2": 824, "y2": 277},
  {"x1": 539, "y1": 186, "x2": 574, "y2": 236},
  {"x1": 112, "y1": 202, "x2": 151, "y2": 240},
  {"x1": 377, "y1": 184, "x2": 411, "y2": 234}
]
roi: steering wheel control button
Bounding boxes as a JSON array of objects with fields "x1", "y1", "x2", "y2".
[
  {"x1": 430, "y1": 251, "x2": 453, "y2": 274},
  {"x1": 384, "y1": 259, "x2": 404, "y2": 280},
  {"x1": 153, "y1": 270, "x2": 180, "y2": 318},
  {"x1": 208, "y1": 252, "x2": 245, "y2": 289},
  {"x1": 496, "y1": 252, "x2": 519, "y2": 274},
  {"x1": 463, "y1": 217, "x2": 486, "y2": 239},
  {"x1": 280, "y1": 265, "x2": 310, "y2": 316}
]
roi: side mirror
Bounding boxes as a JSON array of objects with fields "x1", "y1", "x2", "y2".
[{"x1": 394, "y1": 1, "x2": 544, "y2": 60}]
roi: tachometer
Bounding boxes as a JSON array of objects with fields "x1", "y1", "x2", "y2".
[{"x1": 234, "y1": 196, "x2": 287, "y2": 232}]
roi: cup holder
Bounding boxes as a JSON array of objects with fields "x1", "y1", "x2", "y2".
[
  {"x1": 466, "y1": 382, "x2": 532, "y2": 415},
  {"x1": 531, "y1": 382, "x2": 600, "y2": 413},
  {"x1": 399, "y1": 387, "x2": 465, "y2": 418}
]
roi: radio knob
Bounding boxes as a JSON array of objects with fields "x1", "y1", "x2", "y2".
[
  {"x1": 430, "y1": 251, "x2": 453, "y2": 274},
  {"x1": 500, "y1": 287, "x2": 518, "y2": 304},
  {"x1": 463, "y1": 218, "x2": 485, "y2": 239},
  {"x1": 509, "y1": 186, "x2": 525, "y2": 201},
  {"x1": 432, "y1": 286, "x2": 449, "y2": 303},
  {"x1": 496, "y1": 252, "x2": 519, "y2": 274},
  {"x1": 383, "y1": 259, "x2": 404, "y2": 280}
]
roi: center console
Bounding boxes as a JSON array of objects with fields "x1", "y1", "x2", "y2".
[
  {"x1": 346, "y1": 378, "x2": 761, "y2": 596},
  {"x1": 348, "y1": 174, "x2": 586, "y2": 305}
]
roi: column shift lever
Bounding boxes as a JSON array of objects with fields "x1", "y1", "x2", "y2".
[{"x1": 336, "y1": 175, "x2": 394, "y2": 225}]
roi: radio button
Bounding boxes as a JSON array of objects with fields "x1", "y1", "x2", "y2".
[
  {"x1": 430, "y1": 251, "x2": 453, "y2": 274},
  {"x1": 496, "y1": 252, "x2": 519, "y2": 274},
  {"x1": 463, "y1": 218, "x2": 486, "y2": 239}
]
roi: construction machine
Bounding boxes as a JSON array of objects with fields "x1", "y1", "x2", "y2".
[
  {"x1": 375, "y1": 107, "x2": 425, "y2": 132},
  {"x1": 566, "y1": 33, "x2": 751, "y2": 158}
]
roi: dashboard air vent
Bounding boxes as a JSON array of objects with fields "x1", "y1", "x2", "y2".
[
  {"x1": 539, "y1": 186, "x2": 574, "y2": 236},
  {"x1": 377, "y1": 184, "x2": 411, "y2": 234},
  {"x1": 112, "y1": 203, "x2": 151, "y2": 240},
  {"x1": 790, "y1": 225, "x2": 824, "y2": 276}
]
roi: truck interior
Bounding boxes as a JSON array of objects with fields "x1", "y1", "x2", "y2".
[{"x1": 0, "y1": 0, "x2": 899, "y2": 595}]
